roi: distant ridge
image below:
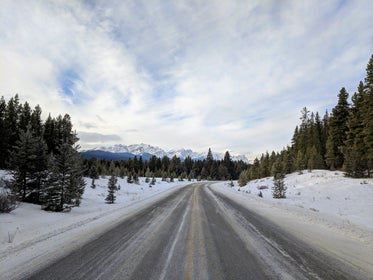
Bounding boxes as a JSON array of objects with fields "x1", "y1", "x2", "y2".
[{"x1": 81, "y1": 143, "x2": 250, "y2": 162}]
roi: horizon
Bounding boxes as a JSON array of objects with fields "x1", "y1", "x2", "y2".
[
  {"x1": 1, "y1": 1, "x2": 373, "y2": 158},
  {"x1": 81, "y1": 142, "x2": 250, "y2": 160}
]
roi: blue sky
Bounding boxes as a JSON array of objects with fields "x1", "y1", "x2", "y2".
[{"x1": 1, "y1": 0, "x2": 373, "y2": 158}]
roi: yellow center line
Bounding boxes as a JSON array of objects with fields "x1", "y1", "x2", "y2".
[
  {"x1": 196, "y1": 185, "x2": 208, "y2": 279},
  {"x1": 184, "y1": 185, "x2": 198, "y2": 280}
]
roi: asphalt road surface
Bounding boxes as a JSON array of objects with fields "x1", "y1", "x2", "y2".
[{"x1": 26, "y1": 183, "x2": 367, "y2": 280}]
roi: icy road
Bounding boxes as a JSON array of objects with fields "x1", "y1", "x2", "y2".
[{"x1": 26, "y1": 183, "x2": 371, "y2": 279}]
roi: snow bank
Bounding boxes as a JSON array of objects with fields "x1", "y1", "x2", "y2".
[
  {"x1": 0, "y1": 171, "x2": 190, "y2": 279},
  {"x1": 214, "y1": 170, "x2": 373, "y2": 243}
]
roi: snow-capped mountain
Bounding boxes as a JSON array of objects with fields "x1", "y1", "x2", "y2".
[{"x1": 84, "y1": 143, "x2": 249, "y2": 162}]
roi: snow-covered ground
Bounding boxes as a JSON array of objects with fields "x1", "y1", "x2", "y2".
[
  {"x1": 1, "y1": 169, "x2": 373, "y2": 278},
  {"x1": 214, "y1": 170, "x2": 373, "y2": 244},
  {"x1": 0, "y1": 171, "x2": 191, "y2": 279}
]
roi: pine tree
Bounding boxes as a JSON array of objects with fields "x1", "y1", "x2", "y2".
[
  {"x1": 362, "y1": 55, "x2": 373, "y2": 172},
  {"x1": 0, "y1": 97, "x2": 8, "y2": 168},
  {"x1": 326, "y1": 88, "x2": 349, "y2": 169},
  {"x1": 272, "y1": 159, "x2": 287, "y2": 199},
  {"x1": 4, "y1": 95, "x2": 21, "y2": 165},
  {"x1": 307, "y1": 146, "x2": 324, "y2": 171},
  {"x1": 127, "y1": 173, "x2": 133, "y2": 184},
  {"x1": 206, "y1": 148, "x2": 214, "y2": 162},
  {"x1": 89, "y1": 164, "x2": 99, "y2": 179},
  {"x1": 30, "y1": 105, "x2": 43, "y2": 137},
  {"x1": 295, "y1": 150, "x2": 306, "y2": 173},
  {"x1": 105, "y1": 175, "x2": 118, "y2": 204},
  {"x1": 9, "y1": 126, "x2": 47, "y2": 202},
  {"x1": 344, "y1": 81, "x2": 367, "y2": 177},
  {"x1": 41, "y1": 142, "x2": 85, "y2": 212},
  {"x1": 238, "y1": 169, "x2": 249, "y2": 187},
  {"x1": 18, "y1": 101, "x2": 31, "y2": 132}
]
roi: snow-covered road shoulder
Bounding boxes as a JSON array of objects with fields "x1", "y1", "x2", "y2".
[
  {"x1": 210, "y1": 170, "x2": 373, "y2": 276},
  {"x1": 0, "y1": 174, "x2": 190, "y2": 280},
  {"x1": 213, "y1": 170, "x2": 373, "y2": 242}
]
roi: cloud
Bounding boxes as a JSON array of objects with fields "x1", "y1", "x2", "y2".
[
  {"x1": 1, "y1": 0, "x2": 373, "y2": 158},
  {"x1": 78, "y1": 131, "x2": 122, "y2": 144}
]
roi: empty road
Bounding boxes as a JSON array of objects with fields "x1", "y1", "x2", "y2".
[{"x1": 26, "y1": 183, "x2": 368, "y2": 279}]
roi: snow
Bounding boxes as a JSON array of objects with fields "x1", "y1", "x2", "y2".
[
  {"x1": 211, "y1": 171, "x2": 373, "y2": 277},
  {"x1": 0, "y1": 171, "x2": 190, "y2": 279},
  {"x1": 213, "y1": 170, "x2": 373, "y2": 244},
  {"x1": 1, "y1": 169, "x2": 373, "y2": 278},
  {"x1": 92, "y1": 143, "x2": 250, "y2": 162}
]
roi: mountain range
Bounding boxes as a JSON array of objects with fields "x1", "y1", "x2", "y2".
[{"x1": 81, "y1": 143, "x2": 250, "y2": 162}]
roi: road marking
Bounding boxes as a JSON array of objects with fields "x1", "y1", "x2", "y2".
[
  {"x1": 184, "y1": 186, "x2": 198, "y2": 280},
  {"x1": 159, "y1": 195, "x2": 191, "y2": 280},
  {"x1": 184, "y1": 184, "x2": 207, "y2": 280},
  {"x1": 196, "y1": 185, "x2": 208, "y2": 279}
]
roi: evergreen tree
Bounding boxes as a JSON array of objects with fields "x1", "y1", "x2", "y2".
[
  {"x1": 41, "y1": 142, "x2": 85, "y2": 212},
  {"x1": 238, "y1": 169, "x2": 249, "y2": 187},
  {"x1": 326, "y1": 88, "x2": 349, "y2": 169},
  {"x1": 217, "y1": 164, "x2": 229, "y2": 180},
  {"x1": 4, "y1": 95, "x2": 21, "y2": 164},
  {"x1": 18, "y1": 101, "x2": 31, "y2": 132},
  {"x1": 43, "y1": 114, "x2": 57, "y2": 154},
  {"x1": 210, "y1": 161, "x2": 219, "y2": 180},
  {"x1": 272, "y1": 159, "x2": 286, "y2": 199},
  {"x1": 282, "y1": 148, "x2": 295, "y2": 174},
  {"x1": 9, "y1": 126, "x2": 48, "y2": 202},
  {"x1": 0, "y1": 97, "x2": 8, "y2": 168},
  {"x1": 344, "y1": 81, "x2": 367, "y2": 177},
  {"x1": 127, "y1": 173, "x2": 133, "y2": 184},
  {"x1": 30, "y1": 105, "x2": 43, "y2": 137},
  {"x1": 295, "y1": 150, "x2": 306, "y2": 173},
  {"x1": 223, "y1": 151, "x2": 235, "y2": 179},
  {"x1": 362, "y1": 55, "x2": 373, "y2": 172},
  {"x1": 105, "y1": 175, "x2": 118, "y2": 204},
  {"x1": 206, "y1": 148, "x2": 214, "y2": 162},
  {"x1": 307, "y1": 146, "x2": 324, "y2": 171},
  {"x1": 89, "y1": 164, "x2": 99, "y2": 179}
]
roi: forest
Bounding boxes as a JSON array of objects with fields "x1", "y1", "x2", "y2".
[{"x1": 239, "y1": 54, "x2": 373, "y2": 186}]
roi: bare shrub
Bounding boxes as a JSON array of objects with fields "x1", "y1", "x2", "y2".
[{"x1": 257, "y1": 185, "x2": 268, "y2": 190}]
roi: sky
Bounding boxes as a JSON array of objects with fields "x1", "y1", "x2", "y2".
[{"x1": 1, "y1": 0, "x2": 373, "y2": 159}]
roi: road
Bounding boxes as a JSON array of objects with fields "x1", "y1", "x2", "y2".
[{"x1": 26, "y1": 183, "x2": 367, "y2": 280}]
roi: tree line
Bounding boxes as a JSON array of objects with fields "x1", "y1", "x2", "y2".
[
  {"x1": 0, "y1": 95, "x2": 85, "y2": 211},
  {"x1": 239, "y1": 54, "x2": 373, "y2": 186},
  {"x1": 83, "y1": 148, "x2": 248, "y2": 182}
]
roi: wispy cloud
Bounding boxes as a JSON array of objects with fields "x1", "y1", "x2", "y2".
[{"x1": 1, "y1": 0, "x2": 372, "y2": 158}]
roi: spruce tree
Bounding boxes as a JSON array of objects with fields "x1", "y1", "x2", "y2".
[
  {"x1": 0, "y1": 97, "x2": 8, "y2": 168},
  {"x1": 9, "y1": 126, "x2": 47, "y2": 202},
  {"x1": 271, "y1": 159, "x2": 287, "y2": 199},
  {"x1": 344, "y1": 81, "x2": 367, "y2": 177},
  {"x1": 127, "y1": 173, "x2": 133, "y2": 184},
  {"x1": 307, "y1": 146, "x2": 324, "y2": 171},
  {"x1": 362, "y1": 55, "x2": 373, "y2": 172},
  {"x1": 238, "y1": 169, "x2": 249, "y2": 187},
  {"x1": 106, "y1": 175, "x2": 118, "y2": 204},
  {"x1": 326, "y1": 88, "x2": 349, "y2": 169},
  {"x1": 296, "y1": 150, "x2": 306, "y2": 173},
  {"x1": 41, "y1": 142, "x2": 85, "y2": 212}
]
